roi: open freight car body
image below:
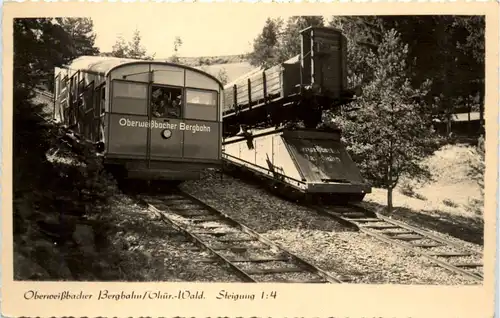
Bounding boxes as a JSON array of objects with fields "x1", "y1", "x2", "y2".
[
  {"x1": 222, "y1": 26, "x2": 353, "y2": 136},
  {"x1": 53, "y1": 56, "x2": 223, "y2": 182},
  {"x1": 221, "y1": 26, "x2": 371, "y2": 201}
]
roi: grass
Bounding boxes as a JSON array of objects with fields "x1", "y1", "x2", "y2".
[{"x1": 363, "y1": 143, "x2": 484, "y2": 245}]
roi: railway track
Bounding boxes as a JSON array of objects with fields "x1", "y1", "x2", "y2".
[
  {"x1": 220, "y1": 164, "x2": 483, "y2": 283},
  {"x1": 136, "y1": 189, "x2": 344, "y2": 283},
  {"x1": 311, "y1": 203, "x2": 483, "y2": 283}
]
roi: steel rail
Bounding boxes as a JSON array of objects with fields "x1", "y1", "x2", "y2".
[
  {"x1": 311, "y1": 205, "x2": 483, "y2": 283},
  {"x1": 179, "y1": 190, "x2": 343, "y2": 283},
  {"x1": 138, "y1": 190, "x2": 343, "y2": 284},
  {"x1": 143, "y1": 197, "x2": 257, "y2": 282},
  {"x1": 375, "y1": 212, "x2": 484, "y2": 256}
]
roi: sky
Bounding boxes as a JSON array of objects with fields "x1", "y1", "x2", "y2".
[{"x1": 89, "y1": 5, "x2": 331, "y2": 58}]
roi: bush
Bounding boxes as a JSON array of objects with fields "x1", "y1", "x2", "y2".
[
  {"x1": 442, "y1": 198, "x2": 459, "y2": 208},
  {"x1": 13, "y1": 95, "x2": 120, "y2": 280},
  {"x1": 399, "y1": 180, "x2": 416, "y2": 197},
  {"x1": 399, "y1": 179, "x2": 427, "y2": 201}
]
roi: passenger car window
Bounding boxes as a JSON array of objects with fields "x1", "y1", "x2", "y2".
[
  {"x1": 111, "y1": 81, "x2": 148, "y2": 115},
  {"x1": 184, "y1": 89, "x2": 218, "y2": 121},
  {"x1": 186, "y1": 90, "x2": 217, "y2": 106},
  {"x1": 151, "y1": 85, "x2": 182, "y2": 118}
]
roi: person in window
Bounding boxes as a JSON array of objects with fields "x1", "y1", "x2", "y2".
[
  {"x1": 151, "y1": 88, "x2": 163, "y2": 117},
  {"x1": 166, "y1": 95, "x2": 181, "y2": 118},
  {"x1": 153, "y1": 100, "x2": 164, "y2": 117}
]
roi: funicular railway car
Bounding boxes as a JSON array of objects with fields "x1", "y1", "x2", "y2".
[
  {"x1": 53, "y1": 56, "x2": 223, "y2": 183},
  {"x1": 222, "y1": 26, "x2": 371, "y2": 202}
]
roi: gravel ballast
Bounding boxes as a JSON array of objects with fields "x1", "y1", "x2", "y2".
[
  {"x1": 181, "y1": 172, "x2": 350, "y2": 234},
  {"x1": 264, "y1": 229, "x2": 480, "y2": 285},
  {"x1": 105, "y1": 195, "x2": 241, "y2": 282},
  {"x1": 181, "y1": 171, "x2": 482, "y2": 285}
]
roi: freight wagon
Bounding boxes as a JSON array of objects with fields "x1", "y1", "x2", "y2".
[
  {"x1": 222, "y1": 26, "x2": 371, "y2": 202},
  {"x1": 222, "y1": 26, "x2": 355, "y2": 137},
  {"x1": 53, "y1": 56, "x2": 223, "y2": 182}
]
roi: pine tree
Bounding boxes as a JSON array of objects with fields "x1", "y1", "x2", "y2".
[
  {"x1": 328, "y1": 17, "x2": 380, "y2": 90},
  {"x1": 59, "y1": 18, "x2": 100, "y2": 59},
  {"x1": 330, "y1": 16, "x2": 485, "y2": 137},
  {"x1": 279, "y1": 16, "x2": 325, "y2": 61},
  {"x1": 127, "y1": 29, "x2": 147, "y2": 59},
  {"x1": 339, "y1": 30, "x2": 438, "y2": 213},
  {"x1": 170, "y1": 36, "x2": 183, "y2": 63},
  {"x1": 111, "y1": 34, "x2": 129, "y2": 58},
  {"x1": 250, "y1": 16, "x2": 326, "y2": 68},
  {"x1": 14, "y1": 18, "x2": 74, "y2": 93},
  {"x1": 217, "y1": 68, "x2": 229, "y2": 85},
  {"x1": 111, "y1": 30, "x2": 155, "y2": 60},
  {"x1": 249, "y1": 18, "x2": 283, "y2": 68},
  {"x1": 13, "y1": 18, "x2": 73, "y2": 188}
]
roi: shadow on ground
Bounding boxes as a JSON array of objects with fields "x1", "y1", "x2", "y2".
[{"x1": 362, "y1": 201, "x2": 484, "y2": 246}]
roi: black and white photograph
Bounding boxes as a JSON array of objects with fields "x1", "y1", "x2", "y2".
[{"x1": 2, "y1": 2, "x2": 498, "y2": 317}]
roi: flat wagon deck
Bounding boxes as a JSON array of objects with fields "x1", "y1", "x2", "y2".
[{"x1": 221, "y1": 26, "x2": 371, "y2": 202}]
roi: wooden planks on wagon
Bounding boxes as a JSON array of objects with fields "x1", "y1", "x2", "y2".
[
  {"x1": 222, "y1": 27, "x2": 350, "y2": 116},
  {"x1": 223, "y1": 55, "x2": 301, "y2": 114}
]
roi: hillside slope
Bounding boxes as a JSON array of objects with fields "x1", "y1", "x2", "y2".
[
  {"x1": 366, "y1": 144, "x2": 482, "y2": 215},
  {"x1": 363, "y1": 143, "x2": 484, "y2": 245},
  {"x1": 198, "y1": 61, "x2": 256, "y2": 84}
]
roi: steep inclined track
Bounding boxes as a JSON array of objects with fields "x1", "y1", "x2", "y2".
[
  {"x1": 311, "y1": 204, "x2": 483, "y2": 283},
  {"x1": 138, "y1": 190, "x2": 343, "y2": 283},
  {"x1": 35, "y1": 87, "x2": 481, "y2": 283}
]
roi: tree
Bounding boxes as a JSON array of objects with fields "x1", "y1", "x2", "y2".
[
  {"x1": 454, "y1": 16, "x2": 485, "y2": 65},
  {"x1": 279, "y1": 16, "x2": 325, "y2": 61},
  {"x1": 250, "y1": 16, "x2": 326, "y2": 69},
  {"x1": 111, "y1": 34, "x2": 128, "y2": 58},
  {"x1": 111, "y1": 30, "x2": 155, "y2": 60},
  {"x1": 249, "y1": 18, "x2": 283, "y2": 68},
  {"x1": 454, "y1": 16, "x2": 485, "y2": 134},
  {"x1": 170, "y1": 36, "x2": 183, "y2": 63},
  {"x1": 13, "y1": 17, "x2": 100, "y2": 163},
  {"x1": 59, "y1": 18, "x2": 100, "y2": 59},
  {"x1": 329, "y1": 15, "x2": 485, "y2": 137},
  {"x1": 14, "y1": 18, "x2": 74, "y2": 93},
  {"x1": 127, "y1": 29, "x2": 155, "y2": 60},
  {"x1": 329, "y1": 16, "x2": 384, "y2": 49},
  {"x1": 13, "y1": 18, "x2": 74, "y2": 190},
  {"x1": 217, "y1": 68, "x2": 229, "y2": 85},
  {"x1": 338, "y1": 30, "x2": 438, "y2": 213},
  {"x1": 127, "y1": 29, "x2": 147, "y2": 59},
  {"x1": 329, "y1": 17, "x2": 381, "y2": 89}
]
